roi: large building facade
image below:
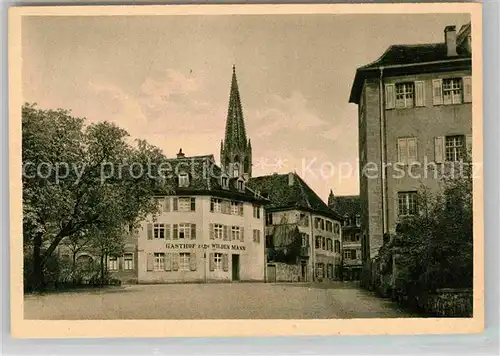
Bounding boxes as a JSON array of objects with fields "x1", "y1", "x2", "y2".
[
  {"x1": 349, "y1": 23, "x2": 472, "y2": 261},
  {"x1": 137, "y1": 153, "x2": 267, "y2": 283},
  {"x1": 328, "y1": 191, "x2": 362, "y2": 280},
  {"x1": 249, "y1": 174, "x2": 344, "y2": 282}
]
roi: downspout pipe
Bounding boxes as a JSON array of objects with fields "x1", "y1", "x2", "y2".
[{"x1": 379, "y1": 67, "x2": 388, "y2": 235}]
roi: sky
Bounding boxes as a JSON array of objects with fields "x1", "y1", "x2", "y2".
[{"x1": 22, "y1": 13, "x2": 470, "y2": 202}]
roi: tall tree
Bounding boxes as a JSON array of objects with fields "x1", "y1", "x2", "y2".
[{"x1": 22, "y1": 103, "x2": 168, "y2": 290}]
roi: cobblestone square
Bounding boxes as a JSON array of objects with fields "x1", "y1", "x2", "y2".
[{"x1": 24, "y1": 282, "x2": 417, "y2": 320}]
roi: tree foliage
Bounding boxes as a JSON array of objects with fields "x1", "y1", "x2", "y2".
[
  {"x1": 388, "y1": 159, "x2": 474, "y2": 295},
  {"x1": 22, "y1": 103, "x2": 168, "y2": 290}
]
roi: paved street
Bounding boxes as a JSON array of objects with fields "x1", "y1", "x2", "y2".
[{"x1": 24, "y1": 282, "x2": 417, "y2": 320}]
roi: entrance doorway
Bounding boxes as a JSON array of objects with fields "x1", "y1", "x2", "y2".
[
  {"x1": 267, "y1": 264, "x2": 276, "y2": 283},
  {"x1": 300, "y1": 260, "x2": 307, "y2": 282},
  {"x1": 231, "y1": 254, "x2": 240, "y2": 281}
]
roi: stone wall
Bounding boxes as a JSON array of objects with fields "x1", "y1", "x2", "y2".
[{"x1": 266, "y1": 263, "x2": 301, "y2": 282}]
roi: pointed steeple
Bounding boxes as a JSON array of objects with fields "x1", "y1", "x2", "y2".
[
  {"x1": 220, "y1": 66, "x2": 252, "y2": 179},
  {"x1": 224, "y1": 65, "x2": 247, "y2": 149}
]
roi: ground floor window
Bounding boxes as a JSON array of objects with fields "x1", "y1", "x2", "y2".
[
  {"x1": 316, "y1": 263, "x2": 325, "y2": 278},
  {"x1": 108, "y1": 256, "x2": 118, "y2": 271},
  {"x1": 214, "y1": 253, "x2": 223, "y2": 271},
  {"x1": 179, "y1": 253, "x2": 190, "y2": 271},
  {"x1": 124, "y1": 253, "x2": 134, "y2": 270},
  {"x1": 154, "y1": 253, "x2": 165, "y2": 271}
]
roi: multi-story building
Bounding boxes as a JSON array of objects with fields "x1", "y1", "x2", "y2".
[
  {"x1": 248, "y1": 174, "x2": 344, "y2": 282},
  {"x1": 349, "y1": 23, "x2": 472, "y2": 261},
  {"x1": 328, "y1": 191, "x2": 362, "y2": 280},
  {"x1": 136, "y1": 151, "x2": 267, "y2": 283}
]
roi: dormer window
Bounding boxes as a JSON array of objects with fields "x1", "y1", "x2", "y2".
[
  {"x1": 355, "y1": 215, "x2": 361, "y2": 227},
  {"x1": 233, "y1": 163, "x2": 240, "y2": 178},
  {"x1": 178, "y1": 173, "x2": 189, "y2": 187},
  {"x1": 237, "y1": 179, "x2": 244, "y2": 191},
  {"x1": 221, "y1": 176, "x2": 229, "y2": 189}
]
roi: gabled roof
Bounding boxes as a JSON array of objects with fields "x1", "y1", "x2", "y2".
[
  {"x1": 333, "y1": 195, "x2": 361, "y2": 218},
  {"x1": 154, "y1": 154, "x2": 267, "y2": 203},
  {"x1": 248, "y1": 172, "x2": 343, "y2": 221}
]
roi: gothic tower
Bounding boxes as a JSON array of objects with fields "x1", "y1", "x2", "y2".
[{"x1": 220, "y1": 65, "x2": 252, "y2": 179}]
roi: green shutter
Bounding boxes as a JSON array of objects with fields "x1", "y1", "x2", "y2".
[
  {"x1": 223, "y1": 225, "x2": 229, "y2": 241},
  {"x1": 240, "y1": 227, "x2": 244, "y2": 242},
  {"x1": 191, "y1": 197, "x2": 196, "y2": 211},
  {"x1": 209, "y1": 253, "x2": 215, "y2": 271},
  {"x1": 173, "y1": 224, "x2": 178, "y2": 240},
  {"x1": 222, "y1": 254, "x2": 229, "y2": 272},
  {"x1": 164, "y1": 197, "x2": 170, "y2": 212},
  {"x1": 146, "y1": 253, "x2": 154, "y2": 271},
  {"x1": 191, "y1": 224, "x2": 196, "y2": 240},
  {"x1": 209, "y1": 224, "x2": 214, "y2": 240},
  {"x1": 173, "y1": 198, "x2": 178, "y2": 211},
  {"x1": 165, "y1": 253, "x2": 172, "y2": 271},
  {"x1": 190, "y1": 252, "x2": 197, "y2": 271},
  {"x1": 147, "y1": 223, "x2": 153, "y2": 240},
  {"x1": 165, "y1": 224, "x2": 171, "y2": 240},
  {"x1": 172, "y1": 253, "x2": 179, "y2": 271}
]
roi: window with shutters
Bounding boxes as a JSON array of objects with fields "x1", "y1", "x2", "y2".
[
  {"x1": 154, "y1": 253, "x2": 165, "y2": 271},
  {"x1": 334, "y1": 240, "x2": 341, "y2": 253},
  {"x1": 315, "y1": 263, "x2": 325, "y2": 278},
  {"x1": 326, "y1": 221, "x2": 333, "y2": 232},
  {"x1": 397, "y1": 137, "x2": 418, "y2": 165},
  {"x1": 320, "y1": 219, "x2": 325, "y2": 230},
  {"x1": 395, "y1": 82, "x2": 414, "y2": 108},
  {"x1": 321, "y1": 236, "x2": 326, "y2": 250},
  {"x1": 266, "y1": 213, "x2": 273, "y2": 225},
  {"x1": 108, "y1": 256, "x2": 118, "y2": 271},
  {"x1": 252, "y1": 205, "x2": 261, "y2": 219},
  {"x1": 178, "y1": 223, "x2": 191, "y2": 239},
  {"x1": 445, "y1": 135, "x2": 465, "y2": 161},
  {"x1": 398, "y1": 191, "x2": 418, "y2": 216},
  {"x1": 231, "y1": 226, "x2": 241, "y2": 241},
  {"x1": 210, "y1": 198, "x2": 222, "y2": 213},
  {"x1": 155, "y1": 198, "x2": 164, "y2": 211},
  {"x1": 253, "y1": 229, "x2": 261, "y2": 243},
  {"x1": 178, "y1": 197, "x2": 194, "y2": 212},
  {"x1": 213, "y1": 253, "x2": 223, "y2": 271},
  {"x1": 153, "y1": 223, "x2": 165, "y2": 239},
  {"x1": 178, "y1": 173, "x2": 189, "y2": 187},
  {"x1": 230, "y1": 201, "x2": 242, "y2": 216},
  {"x1": 124, "y1": 253, "x2": 134, "y2": 270},
  {"x1": 327, "y1": 238, "x2": 332, "y2": 251},
  {"x1": 301, "y1": 233, "x2": 309, "y2": 247},
  {"x1": 221, "y1": 176, "x2": 229, "y2": 189},
  {"x1": 443, "y1": 78, "x2": 463, "y2": 105},
  {"x1": 179, "y1": 253, "x2": 190, "y2": 271},
  {"x1": 213, "y1": 224, "x2": 223, "y2": 239},
  {"x1": 315, "y1": 236, "x2": 321, "y2": 249}
]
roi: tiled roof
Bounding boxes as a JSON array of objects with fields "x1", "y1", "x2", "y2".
[
  {"x1": 349, "y1": 39, "x2": 472, "y2": 104},
  {"x1": 248, "y1": 173, "x2": 343, "y2": 221},
  {"x1": 154, "y1": 154, "x2": 267, "y2": 203},
  {"x1": 333, "y1": 195, "x2": 361, "y2": 218},
  {"x1": 359, "y1": 43, "x2": 470, "y2": 70}
]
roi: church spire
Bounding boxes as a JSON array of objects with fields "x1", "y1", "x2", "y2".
[{"x1": 220, "y1": 66, "x2": 252, "y2": 179}]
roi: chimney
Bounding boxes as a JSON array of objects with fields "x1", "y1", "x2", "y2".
[
  {"x1": 176, "y1": 148, "x2": 185, "y2": 159},
  {"x1": 444, "y1": 25, "x2": 457, "y2": 57},
  {"x1": 288, "y1": 172, "x2": 294, "y2": 186}
]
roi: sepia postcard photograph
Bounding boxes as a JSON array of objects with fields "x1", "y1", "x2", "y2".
[{"x1": 9, "y1": 3, "x2": 483, "y2": 338}]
